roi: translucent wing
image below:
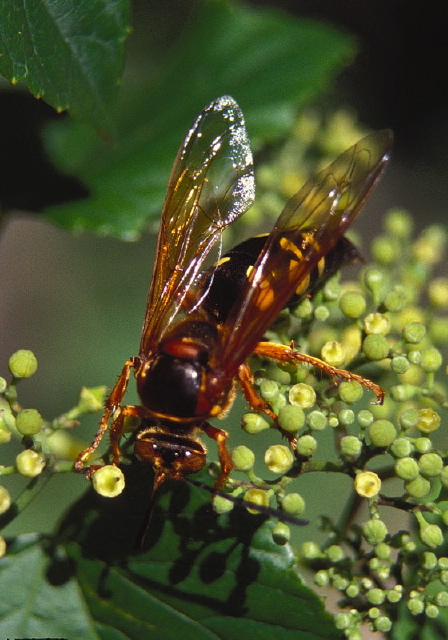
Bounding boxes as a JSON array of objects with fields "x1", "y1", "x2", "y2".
[
  {"x1": 140, "y1": 96, "x2": 254, "y2": 355},
  {"x1": 219, "y1": 130, "x2": 393, "y2": 374}
]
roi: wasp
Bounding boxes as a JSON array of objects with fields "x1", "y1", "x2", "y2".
[{"x1": 76, "y1": 96, "x2": 392, "y2": 525}]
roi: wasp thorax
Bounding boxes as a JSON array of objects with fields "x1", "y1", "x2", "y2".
[{"x1": 134, "y1": 428, "x2": 207, "y2": 477}]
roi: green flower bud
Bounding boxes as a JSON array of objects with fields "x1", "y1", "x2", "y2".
[
  {"x1": 429, "y1": 277, "x2": 448, "y2": 308},
  {"x1": 338, "y1": 380, "x2": 364, "y2": 404},
  {"x1": 301, "y1": 540, "x2": 323, "y2": 559},
  {"x1": 440, "y1": 466, "x2": 448, "y2": 489},
  {"x1": 425, "y1": 604, "x2": 440, "y2": 619},
  {"x1": 366, "y1": 588, "x2": 385, "y2": 605},
  {"x1": 0, "y1": 486, "x2": 11, "y2": 515},
  {"x1": 244, "y1": 488, "x2": 269, "y2": 514},
  {"x1": 314, "y1": 305, "x2": 330, "y2": 322},
  {"x1": 371, "y1": 235, "x2": 396, "y2": 264},
  {"x1": 288, "y1": 383, "x2": 316, "y2": 409},
  {"x1": 15, "y1": 408, "x2": 44, "y2": 436},
  {"x1": 92, "y1": 465, "x2": 125, "y2": 497},
  {"x1": 259, "y1": 379, "x2": 279, "y2": 403},
  {"x1": 429, "y1": 317, "x2": 448, "y2": 344},
  {"x1": 355, "y1": 472, "x2": 381, "y2": 498},
  {"x1": 357, "y1": 409, "x2": 374, "y2": 428},
  {"x1": 264, "y1": 445, "x2": 294, "y2": 474},
  {"x1": 375, "y1": 543, "x2": 391, "y2": 560},
  {"x1": 390, "y1": 437, "x2": 413, "y2": 458},
  {"x1": 415, "y1": 512, "x2": 443, "y2": 549},
  {"x1": 314, "y1": 570, "x2": 330, "y2": 587},
  {"x1": 266, "y1": 363, "x2": 291, "y2": 385},
  {"x1": 212, "y1": 494, "x2": 234, "y2": 515},
  {"x1": 272, "y1": 522, "x2": 290, "y2": 545},
  {"x1": 282, "y1": 492, "x2": 305, "y2": 516},
  {"x1": 384, "y1": 208, "x2": 413, "y2": 238},
  {"x1": 402, "y1": 322, "x2": 426, "y2": 344},
  {"x1": 374, "y1": 616, "x2": 392, "y2": 633},
  {"x1": 293, "y1": 298, "x2": 313, "y2": 319},
  {"x1": 338, "y1": 409, "x2": 354, "y2": 426},
  {"x1": 277, "y1": 405, "x2": 305, "y2": 434},
  {"x1": 0, "y1": 536, "x2": 6, "y2": 558},
  {"x1": 420, "y1": 346, "x2": 443, "y2": 372},
  {"x1": 296, "y1": 434, "x2": 317, "y2": 457},
  {"x1": 368, "y1": 419, "x2": 397, "y2": 447},
  {"x1": 307, "y1": 410, "x2": 327, "y2": 431},
  {"x1": 399, "y1": 408, "x2": 419, "y2": 429},
  {"x1": 362, "y1": 334, "x2": 389, "y2": 361},
  {"x1": 435, "y1": 590, "x2": 448, "y2": 608},
  {"x1": 407, "y1": 597, "x2": 425, "y2": 616},
  {"x1": 231, "y1": 445, "x2": 255, "y2": 472},
  {"x1": 363, "y1": 267, "x2": 385, "y2": 295},
  {"x1": 0, "y1": 422, "x2": 12, "y2": 445},
  {"x1": 364, "y1": 312, "x2": 390, "y2": 335},
  {"x1": 345, "y1": 584, "x2": 360, "y2": 598},
  {"x1": 321, "y1": 341, "x2": 345, "y2": 366},
  {"x1": 439, "y1": 557, "x2": 448, "y2": 570},
  {"x1": 391, "y1": 355, "x2": 410, "y2": 374},
  {"x1": 16, "y1": 449, "x2": 45, "y2": 477},
  {"x1": 241, "y1": 412, "x2": 270, "y2": 435},
  {"x1": 77, "y1": 386, "x2": 107, "y2": 413},
  {"x1": 418, "y1": 453, "x2": 443, "y2": 478},
  {"x1": 414, "y1": 437, "x2": 433, "y2": 453},
  {"x1": 384, "y1": 285, "x2": 408, "y2": 312},
  {"x1": 362, "y1": 518, "x2": 388, "y2": 544},
  {"x1": 405, "y1": 476, "x2": 431, "y2": 498},
  {"x1": 407, "y1": 349, "x2": 421, "y2": 365},
  {"x1": 332, "y1": 575, "x2": 349, "y2": 591},
  {"x1": 368, "y1": 607, "x2": 380, "y2": 619},
  {"x1": 326, "y1": 544, "x2": 345, "y2": 563},
  {"x1": 323, "y1": 278, "x2": 341, "y2": 301},
  {"x1": 0, "y1": 377, "x2": 7, "y2": 394},
  {"x1": 422, "y1": 551, "x2": 438, "y2": 570},
  {"x1": 334, "y1": 613, "x2": 351, "y2": 630},
  {"x1": 8, "y1": 350, "x2": 38, "y2": 378},
  {"x1": 340, "y1": 436, "x2": 362, "y2": 459},
  {"x1": 386, "y1": 587, "x2": 403, "y2": 603},
  {"x1": 395, "y1": 457, "x2": 419, "y2": 481},
  {"x1": 339, "y1": 291, "x2": 366, "y2": 318},
  {"x1": 417, "y1": 408, "x2": 441, "y2": 434},
  {"x1": 390, "y1": 384, "x2": 416, "y2": 402}
]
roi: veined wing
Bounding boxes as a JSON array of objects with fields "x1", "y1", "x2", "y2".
[
  {"x1": 140, "y1": 96, "x2": 254, "y2": 355},
  {"x1": 218, "y1": 130, "x2": 393, "y2": 374}
]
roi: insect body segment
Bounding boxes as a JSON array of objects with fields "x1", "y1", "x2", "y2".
[{"x1": 75, "y1": 96, "x2": 392, "y2": 530}]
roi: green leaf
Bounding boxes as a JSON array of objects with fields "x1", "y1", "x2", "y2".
[
  {"x1": 0, "y1": 0, "x2": 130, "y2": 129},
  {"x1": 42, "y1": 0, "x2": 355, "y2": 239},
  {"x1": 0, "y1": 535, "x2": 99, "y2": 639},
  {"x1": 53, "y1": 465, "x2": 343, "y2": 640}
]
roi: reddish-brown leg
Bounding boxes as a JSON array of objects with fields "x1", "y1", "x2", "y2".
[
  {"x1": 253, "y1": 341, "x2": 384, "y2": 404},
  {"x1": 74, "y1": 357, "x2": 138, "y2": 473},
  {"x1": 202, "y1": 422, "x2": 233, "y2": 488}
]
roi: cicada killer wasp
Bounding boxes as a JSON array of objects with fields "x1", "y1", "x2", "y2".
[{"x1": 76, "y1": 96, "x2": 392, "y2": 533}]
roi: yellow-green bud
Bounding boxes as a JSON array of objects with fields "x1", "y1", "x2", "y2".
[
  {"x1": 339, "y1": 291, "x2": 366, "y2": 318},
  {"x1": 212, "y1": 494, "x2": 234, "y2": 515},
  {"x1": 440, "y1": 466, "x2": 448, "y2": 489},
  {"x1": 8, "y1": 350, "x2": 38, "y2": 378},
  {"x1": 15, "y1": 409, "x2": 44, "y2": 436},
  {"x1": 368, "y1": 419, "x2": 397, "y2": 447},
  {"x1": 272, "y1": 522, "x2": 290, "y2": 545},
  {"x1": 416, "y1": 512, "x2": 443, "y2": 549},
  {"x1": 420, "y1": 346, "x2": 443, "y2": 372},
  {"x1": 386, "y1": 587, "x2": 403, "y2": 603},
  {"x1": 277, "y1": 405, "x2": 305, "y2": 433},
  {"x1": 264, "y1": 445, "x2": 294, "y2": 474},
  {"x1": 417, "y1": 408, "x2": 441, "y2": 434},
  {"x1": 390, "y1": 437, "x2": 413, "y2": 458},
  {"x1": 307, "y1": 410, "x2": 327, "y2": 431},
  {"x1": 0, "y1": 421, "x2": 12, "y2": 445},
  {"x1": 340, "y1": 435, "x2": 362, "y2": 459},
  {"x1": 266, "y1": 363, "x2": 291, "y2": 385},
  {"x1": 435, "y1": 590, "x2": 448, "y2": 608},
  {"x1": 418, "y1": 453, "x2": 443, "y2": 478},
  {"x1": 0, "y1": 536, "x2": 6, "y2": 558},
  {"x1": 364, "y1": 312, "x2": 390, "y2": 335},
  {"x1": 384, "y1": 208, "x2": 413, "y2": 238},
  {"x1": 391, "y1": 355, "x2": 410, "y2": 374},
  {"x1": 314, "y1": 305, "x2": 330, "y2": 322},
  {"x1": 399, "y1": 408, "x2": 419, "y2": 429},
  {"x1": 357, "y1": 409, "x2": 374, "y2": 428},
  {"x1": 338, "y1": 409, "x2": 354, "y2": 426},
  {"x1": 231, "y1": 445, "x2": 255, "y2": 472},
  {"x1": 334, "y1": 613, "x2": 351, "y2": 630},
  {"x1": 288, "y1": 383, "x2": 316, "y2": 409},
  {"x1": 362, "y1": 334, "x2": 389, "y2": 361},
  {"x1": 405, "y1": 476, "x2": 431, "y2": 498},
  {"x1": 0, "y1": 486, "x2": 11, "y2": 515},
  {"x1": 366, "y1": 588, "x2": 385, "y2": 605},
  {"x1": 77, "y1": 386, "x2": 107, "y2": 413},
  {"x1": 296, "y1": 434, "x2": 317, "y2": 457},
  {"x1": 429, "y1": 277, "x2": 448, "y2": 308},
  {"x1": 402, "y1": 322, "x2": 426, "y2": 344},
  {"x1": 326, "y1": 544, "x2": 344, "y2": 563},
  {"x1": 241, "y1": 412, "x2": 270, "y2": 435},
  {"x1": 414, "y1": 437, "x2": 433, "y2": 453},
  {"x1": 282, "y1": 492, "x2": 305, "y2": 516},
  {"x1": 16, "y1": 449, "x2": 45, "y2": 477},
  {"x1": 374, "y1": 617, "x2": 392, "y2": 633},
  {"x1": 314, "y1": 570, "x2": 330, "y2": 587},
  {"x1": 407, "y1": 597, "x2": 425, "y2": 616},
  {"x1": 395, "y1": 457, "x2": 419, "y2": 481},
  {"x1": 321, "y1": 341, "x2": 345, "y2": 366},
  {"x1": 425, "y1": 604, "x2": 439, "y2": 619},
  {"x1": 338, "y1": 380, "x2": 363, "y2": 404},
  {"x1": 422, "y1": 551, "x2": 438, "y2": 570},
  {"x1": 243, "y1": 488, "x2": 269, "y2": 514},
  {"x1": 371, "y1": 235, "x2": 396, "y2": 264},
  {"x1": 301, "y1": 540, "x2": 323, "y2": 559},
  {"x1": 362, "y1": 519, "x2": 388, "y2": 544},
  {"x1": 0, "y1": 377, "x2": 6, "y2": 393},
  {"x1": 375, "y1": 543, "x2": 391, "y2": 560},
  {"x1": 259, "y1": 379, "x2": 279, "y2": 402},
  {"x1": 354, "y1": 471, "x2": 381, "y2": 498},
  {"x1": 384, "y1": 285, "x2": 408, "y2": 312},
  {"x1": 92, "y1": 465, "x2": 125, "y2": 497}
]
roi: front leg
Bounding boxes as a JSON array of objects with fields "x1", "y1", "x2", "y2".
[{"x1": 74, "y1": 357, "x2": 138, "y2": 474}]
